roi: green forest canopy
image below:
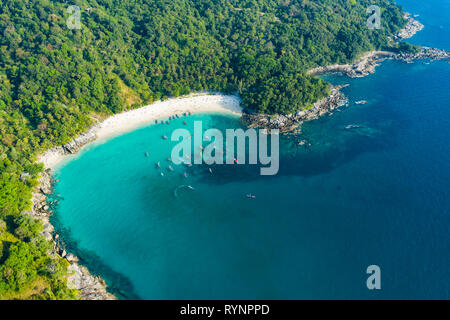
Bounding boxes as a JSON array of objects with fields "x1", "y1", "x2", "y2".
[{"x1": 0, "y1": 0, "x2": 407, "y2": 299}]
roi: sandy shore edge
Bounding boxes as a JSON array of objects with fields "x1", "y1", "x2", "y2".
[
  {"x1": 38, "y1": 93, "x2": 242, "y2": 169},
  {"x1": 31, "y1": 93, "x2": 241, "y2": 300}
]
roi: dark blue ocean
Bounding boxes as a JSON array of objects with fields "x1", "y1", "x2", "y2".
[{"x1": 51, "y1": 0, "x2": 449, "y2": 299}]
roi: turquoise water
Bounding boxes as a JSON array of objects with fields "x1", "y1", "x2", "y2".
[{"x1": 51, "y1": 1, "x2": 449, "y2": 299}]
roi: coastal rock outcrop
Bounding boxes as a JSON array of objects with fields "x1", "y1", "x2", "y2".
[
  {"x1": 308, "y1": 14, "x2": 449, "y2": 79},
  {"x1": 67, "y1": 263, "x2": 116, "y2": 300},
  {"x1": 394, "y1": 13, "x2": 424, "y2": 41},
  {"x1": 308, "y1": 47, "x2": 449, "y2": 79},
  {"x1": 62, "y1": 126, "x2": 98, "y2": 154},
  {"x1": 308, "y1": 51, "x2": 395, "y2": 78},
  {"x1": 243, "y1": 85, "x2": 348, "y2": 132},
  {"x1": 29, "y1": 168, "x2": 116, "y2": 300},
  {"x1": 397, "y1": 47, "x2": 450, "y2": 62},
  {"x1": 42, "y1": 125, "x2": 99, "y2": 165}
]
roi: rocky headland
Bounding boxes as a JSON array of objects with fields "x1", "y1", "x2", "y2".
[
  {"x1": 307, "y1": 51, "x2": 396, "y2": 78},
  {"x1": 242, "y1": 85, "x2": 349, "y2": 133},
  {"x1": 249, "y1": 13, "x2": 449, "y2": 132},
  {"x1": 396, "y1": 47, "x2": 450, "y2": 62},
  {"x1": 308, "y1": 13, "x2": 448, "y2": 77},
  {"x1": 394, "y1": 12, "x2": 424, "y2": 41},
  {"x1": 308, "y1": 46, "x2": 449, "y2": 79}
]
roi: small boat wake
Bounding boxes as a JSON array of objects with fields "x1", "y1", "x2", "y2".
[
  {"x1": 345, "y1": 124, "x2": 362, "y2": 130},
  {"x1": 174, "y1": 185, "x2": 195, "y2": 197}
]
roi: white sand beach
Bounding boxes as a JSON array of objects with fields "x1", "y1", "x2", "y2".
[{"x1": 38, "y1": 93, "x2": 242, "y2": 168}]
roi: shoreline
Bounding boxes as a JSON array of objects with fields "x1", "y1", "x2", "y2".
[
  {"x1": 307, "y1": 47, "x2": 449, "y2": 78},
  {"x1": 31, "y1": 93, "x2": 242, "y2": 300},
  {"x1": 39, "y1": 93, "x2": 242, "y2": 169},
  {"x1": 307, "y1": 50, "x2": 397, "y2": 78},
  {"x1": 252, "y1": 13, "x2": 449, "y2": 132},
  {"x1": 31, "y1": 169, "x2": 117, "y2": 299},
  {"x1": 307, "y1": 50, "x2": 396, "y2": 78},
  {"x1": 307, "y1": 13, "x2": 427, "y2": 78},
  {"x1": 242, "y1": 84, "x2": 349, "y2": 133}
]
